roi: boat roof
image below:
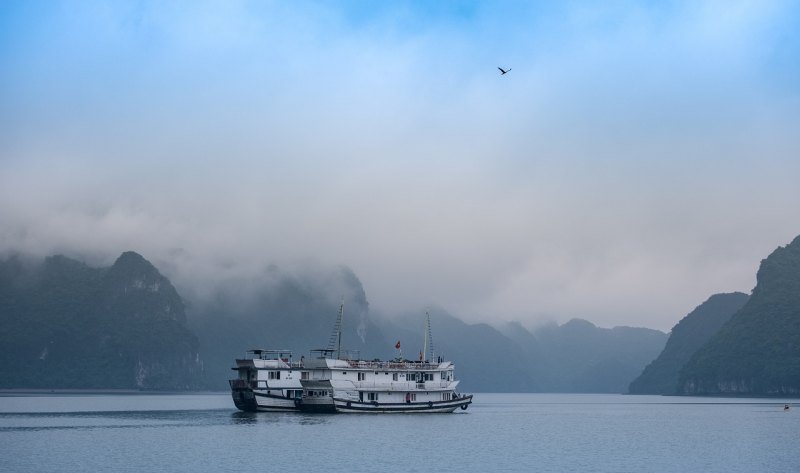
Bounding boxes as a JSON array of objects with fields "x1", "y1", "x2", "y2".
[
  {"x1": 310, "y1": 348, "x2": 361, "y2": 359},
  {"x1": 247, "y1": 349, "x2": 292, "y2": 355}
]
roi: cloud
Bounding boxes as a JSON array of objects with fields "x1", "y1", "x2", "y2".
[{"x1": 1, "y1": 1, "x2": 799, "y2": 331}]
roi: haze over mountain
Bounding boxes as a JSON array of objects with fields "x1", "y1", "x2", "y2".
[
  {"x1": 2, "y1": 1, "x2": 799, "y2": 333},
  {"x1": 505, "y1": 319, "x2": 667, "y2": 393},
  {"x1": 4, "y1": 231, "x2": 799, "y2": 395},
  {"x1": 1, "y1": 251, "x2": 666, "y2": 392},
  {"x1": 188, "y1": 264, "x2": 392, "y2": 388}
]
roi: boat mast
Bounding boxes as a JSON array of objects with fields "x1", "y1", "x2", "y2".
[
  {"x1": 423, "y1": 310, "x2": 434, "y2": 362},
  {"x1": 337, "y1": 300, "x2": 344, "y2": 360},
  {"x1": 326, "y1": 298, "x2": 345, "y2": 359}
]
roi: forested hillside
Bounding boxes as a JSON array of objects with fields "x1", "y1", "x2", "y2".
[
  {"x1": 0, "y1": 252, "x2": 202, "y2": 389},
  {"x1": 629, "y1": 292, "x2": 749, "y2": 394},
  {"x1": 679, "y1": 236, "x2": 800, "y2": 395}
]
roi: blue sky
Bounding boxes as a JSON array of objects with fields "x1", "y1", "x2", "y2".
[{"x1": 1, "y1": 0, "x2": 799, "y2": 330}]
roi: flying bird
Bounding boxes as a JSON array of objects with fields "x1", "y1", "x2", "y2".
[{"x1": 498, "y1": 67, "x2": 511, "y2": 75}]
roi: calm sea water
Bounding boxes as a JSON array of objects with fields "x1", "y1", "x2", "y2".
[{"x1": 1, "y1": 393, "x2": 797, "y2": 472}]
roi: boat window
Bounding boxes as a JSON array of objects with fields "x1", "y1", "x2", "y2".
[
  {"x1": 358, "y1": 372, "x2": 366, "y2": 381},
  {"x1": 367, "y1": 392, "x2": 379, "y2": 401},
  {"x1": 301, "y1": 371, "x2": 309, "y2": 380},
  {"x1": 440, "y1": 372, "x2": 446, "y2": 380},
  {"x1": 392, "y1": 373, "x2": 398, "y2": 381},
  {"x1": 407, "y1": 373, "x2": 417, "y2": 382},
  {"x1": 268, "y1": 371, "x2": 281, "y2": 380},
  {"x1": 424, "y1": 373, "x2": 434, "y2": 381}
]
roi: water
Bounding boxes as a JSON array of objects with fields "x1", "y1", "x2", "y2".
[{"x1": 1, "y1": 393, "x2": 797, "y2": 472}]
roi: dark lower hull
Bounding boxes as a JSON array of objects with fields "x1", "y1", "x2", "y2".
[
  {"x1": 233, "y1": 383, "x2": 473, "y2": 414},
  {"x1": 296, "y1": 401, "x2": 337, "y2": 413},
  {"x1": 231, "y1": 389, "x2": 258, "y2": 412},
  {"x1": 333, "y1": 395, "x2": 473, "y2": 413}
]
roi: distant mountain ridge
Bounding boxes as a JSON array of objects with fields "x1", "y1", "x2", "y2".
[
  {"x1": 512, "y1": 319, "x2": 668, "y2": 393},
  {"x1": 380, "y1": 311, "x2": 541, "y2": 392},
  {"x1": 371, "y1": 312, "x2": 667, "y2": 393},
  {"x1": 0, "y1": 251, "x2": 668, "y2": 392}
]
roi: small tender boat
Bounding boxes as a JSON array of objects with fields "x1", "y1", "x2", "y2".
[{"x1": 229, "y1": 349, "x2": 304, "y2": 412}]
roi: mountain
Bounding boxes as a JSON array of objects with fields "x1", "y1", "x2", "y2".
[
  {"x1": 0, "y1": 252, "x2": 203, "y2": 389},
  {"x1": 528, "y1": 319, "x2": 668, "y2": 393},
  {"x1": 187, "y1": 264, "x2": 392, "y2": 390},
  {"x1": 678, "y1": 235, "x2": 800, "y2": 395},
  {"x1": 0, "y1": 251, "x2": 670, "y2": 393},
  {"x1": 376, "y1": 313, "x2": 667, "y2": 393},
  {"x1": 628, "y1": 292, "x2": 749, "y2": 394}
]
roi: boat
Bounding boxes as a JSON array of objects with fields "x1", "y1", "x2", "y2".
[
  {"x1": 297, "y1": 352, "x2": 473, "y2": 413},
  {"x1": 296, "y1": 307, "x2": 473, "y2": 413},
  {"x1": 229, "y1": 349, "x2": 304, "y2": 412}
]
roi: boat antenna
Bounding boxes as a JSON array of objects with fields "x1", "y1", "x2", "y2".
[{"x1": 326, "y1": 298, "x2": 345, "y2": 359}]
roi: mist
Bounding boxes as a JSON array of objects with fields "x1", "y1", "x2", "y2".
[{"x1": 2, "y1": 1, "x2": 799, "y2": 331}]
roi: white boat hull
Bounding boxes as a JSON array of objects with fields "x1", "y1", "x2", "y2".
[
  {"x1": 231, "y1": 388, "x2": 301, "y2": 412},
  {"x1": 332, "y1": 395, "x2": 473, "y2": 413}
]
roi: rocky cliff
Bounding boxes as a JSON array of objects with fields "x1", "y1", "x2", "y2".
[
  {"x1": 628, "y1": 292, "x2": 749, "y2": 394},
  {"x1": 0, "y1": 251, "x2": 203, "y2": 389},
  {"x1": 678, "y1": 236, "x2": 800, "y2": 395}
]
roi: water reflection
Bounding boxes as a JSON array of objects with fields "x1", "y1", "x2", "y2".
[
  {"x1": 2, "y1": 407, "x2": 336, "y2": 433},
  {"x1": 297, "y1": 413, "x2": 332, "y2": 425},
  {"x1": 1, "y1": 409, "x2": 239, "y2": 432},
  {"x1": 229, "y1": 411, "x2": 332, "y2": 426},
  {"x1": 231, "y1": 411, "x2": 257, "y2": 425}
]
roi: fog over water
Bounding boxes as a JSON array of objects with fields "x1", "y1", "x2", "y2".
[{"x1": 2, "y1": 1, "x2": 799, "y2": 330}]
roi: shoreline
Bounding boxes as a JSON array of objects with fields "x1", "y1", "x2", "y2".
[
  {"x1": 1, "y1": 389, "x2": 797, "y2": 400},
  {"x1": 0, "y1": 389, "x2": 227, "y2": 395}
]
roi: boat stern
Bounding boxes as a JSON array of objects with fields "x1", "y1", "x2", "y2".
[{"x1": 229, "y1": 379, "x2": 258, "y2": 412}]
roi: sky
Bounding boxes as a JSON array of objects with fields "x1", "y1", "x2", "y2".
[{"x1": 1, "y1": 0, "x2": 799, "y2": 331}]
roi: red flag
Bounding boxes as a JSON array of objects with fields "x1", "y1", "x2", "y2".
[{"x1": 395, "y1": 341, "x2": 401, "y2": 349}]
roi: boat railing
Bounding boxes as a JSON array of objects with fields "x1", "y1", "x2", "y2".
[
  {"x1": 350, "y1": 381, "x2": 451, "y2": 390},
  {"x1": 345, "y1": 360, "x2": 442, "y2": 370},
  {"x1": 234, "y1": 359, "x2": 304, "y2": 369}
]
